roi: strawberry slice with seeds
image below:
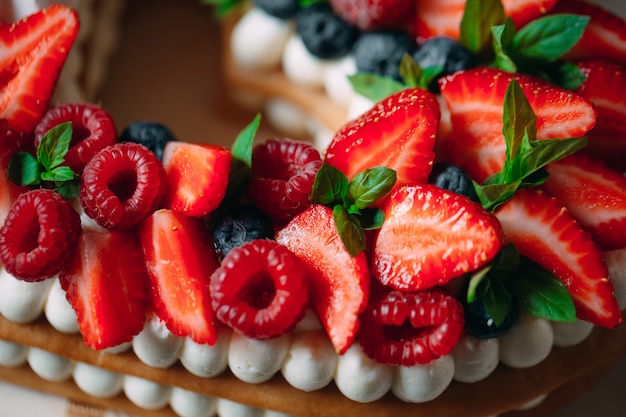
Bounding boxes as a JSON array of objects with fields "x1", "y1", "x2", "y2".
[
  {"x1": 542, "y1": 154, "x2": 626, "y2": 251},
  {"x1": 324, "y1": 87, "x2": 440, "y2": 188},
  {"x1": 494, "y1": 188, "x2": 623, "y2": 329},
  {"x1": 372, "y1": 184, "x2": 505, "y2": 292},
  {"x1": 0, "y1": 5, "x2": 79, "y2": 133},
  {"x1": 140, "y1": 209, "x2": 220, "y2": 345},
  {"x1": 276, "y1": 204, "x2": 369, "y2": 354},
  {"x1": 552, "y1": 0, "x2": 626, "y2": 67},
  {"x1": 162, "y1": 142, "x2": 232, "y2": 217},
  {"x1": 574, "y1": 60, "x2": 626, "y2": 171},
  {"x1": 438, "y1": 67, "x2": 597, "y2": 182},
  {"x1": 60, "y1": 230, "x2": 149, "y2": 350}
]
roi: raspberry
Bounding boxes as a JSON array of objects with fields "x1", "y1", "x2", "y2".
[
  {"x1": 210, "y1": 239, "x2": 309, "y2": 339},
  {"x1": 358, "y1": 289, "x2": 465, "y2": 366},
  {"x1": 34, "y1": 103, "x2": 117, "y2": 174},
  {"x1": 248, "y1": 138, "x2": 322, "y2": 224},
  {"x1": 79, "y1": 142, "x2": 167, "y2": 229},
  {"x1": 0, "y1": 189, "x2": 81, "y2": 282}
]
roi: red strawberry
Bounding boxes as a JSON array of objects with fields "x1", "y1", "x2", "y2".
[
  {"x1": 0, "y1": 5, "x2": 79, "y2": 133},
  {"x1": 494, "y1": 188, "x2": 623, "y2": 329},
  {"x1": 276, "y1": 204, "x2": 370, "y2": 354},
  {"x1": 162, "y1": 142, "x2": 232, "y2": 217},
  {"x1": 414, "y1": 0, "x2": 557, "y2": 42},
  {"x1": 542, "y1": 154, "x2": 626, "y2": 251},
  {"x1": 329, "y1": 0, "x2": 415, "y2": 31},
  {"x1": 324, "y1": 87, "x2": 440, "y2": 188},
  {"x1": 371, "y1": 184, "x2": 505, "y2": 292},
  {"x1": 552, "y1": 0, "x2": 626, "y2": 67},
  {"x1": 438, "y1": 67, "x2": 597, "y2": 182},
  {"x1": 139, "y1": 209, "x2": 219, "y2": 345},
  {"x1": 574, "y1": 60, "x2": 626, "y2": 171},
  {"x1": 60, "y1": 230, "x2": 149, "y2": 350}
]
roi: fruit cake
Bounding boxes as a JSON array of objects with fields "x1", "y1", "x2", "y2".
[{"x1": 2, "y1": 1, "x2": 626, "y2": 417}]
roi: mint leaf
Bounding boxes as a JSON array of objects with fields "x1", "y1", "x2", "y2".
[
  {"x1": 41, "y1": 166, "x2": 75, "y2": 182},
  {"x1": 399, "y1": 54, "x2": 443, "y2": 90},
  {"x1": 37, "y1": 122, "x2": 73, "y2": 171},
  {"x1": 8, "y1": 152, "x2": 40, "y2": 186},
  {"x1": 332, "y1": 204, "x2": 365, "y2": 257},
  {"x1": 511, "y1": 14, "x2": 589, "y2": 63},
  {"x1": 347, "y1": 166, "x2": 396, "y2": 209},
  {"x1": 491, "y1": 20, "x2": 517, "y2": 73},
  {"x1": 348, "y1": 73, "x2": 405, "y2": 102},
  {"x1": 460, "y1": 0, "x2": 505, "y2": 54}
]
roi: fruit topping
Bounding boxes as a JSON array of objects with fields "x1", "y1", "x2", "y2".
[
  {"x1": 276, "y1": 204, "x2": 369, "y2": 354},
  {"x1": 352, "y1": 30, "x2": 416, "y2": 81},
  {"x1": 162, "y1": 142, "x2": 232, "y2": 217},
  {"x1": 34, "y1": 103, "x2": 117, "y2": 175},
  {"x1": 0, "y1": 189, "x2": 81, "y2": 282},
  {"x1": 358, "y1": 289, "x2": 465, "y2": 366},
  {"x1": 494, "y1": 188, "x2": 623, "y2": 329},
  {"x1": 0, "y1": 119, "x2": 30, "y2": 224},
  {"x1": 210, "y1": 239, "x2": 308, "y2": 339},
  {"x1": 324, "y1": 87, "x2": 440, "y2": 187},
  {"x1": 212, "y1": 204, "x2": 274, "y2": 258},
  {"x1": 296, "y1": 3, "x2": 360, "y2": 59},
  {"x1": 119, "y1": 121, "x2": 177, "y2": 161},
  {"x1": 411, "y1": 36, "x2": 474, "y2": 91},
  {"x1": 372, "y1": 184, "x2": 505, "y2": 292},
  {"x1": 428, "y1": 162, "x2": 478, "y2": 202},
  {"x1": 60, "y1": 229, "x2": 149, "y2": 350},
  {"x1": 0, "y1": 5, "x2": 79, "y2": 133},
  {"x1": 329, "y1": 0, "x2": 415, "y2": 31},
  {"x1": 254, "y1": 0, "x2": 301, "y2": 20},
  {"x1": 463, "y1": 296, "x2": 519, "y2": 340},
  {"x1": 80, "y1": 142, "x2": 167, "y2": 229},
  {"x1": 248, "y1": 137, "x2": 322, "y2": 224},
  {"x1": 140, "y1": 209, "x2": 220, "y2": 345}
]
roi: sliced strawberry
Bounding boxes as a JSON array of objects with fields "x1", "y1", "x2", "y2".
[
  {"x1": 60, "y1": 230, "x2": 149, "y2": 350},
  {"x1": 438, "y1": 67, "x2": 597, "y2": 182},
  {"x1": 162, "y1": 142, "x2": 232, "y2": 217},
  {"x1": 552, "y1": 0, "x2": 626, "y2": 67},
  {"x1": 371, "y1": 184, "x2": 505, "y2": 292},
  {"x1": 414, "y1": 0, "x2": 557, "y2": 42},
  {"x1": 139, "y1": 209, "x2": 219, "y2": 345},
  {"x1": 324, "y1": 87, "x2": 440, "y2": 188},
  {"x1": 275, "y1": 204, "x2": 369, "y2": 354},
  {"x1": 574, "y1": 60, "x2": 626, "y2": 171},
  {"x1": 494, "y1": 188, "x2": 622, "y2": 329},
  {"x1": 329, "y1": 0, "x2": 415, "y2": 31},
  {"x1": 542, "y1": 154, "x2": 626, "y2": 251},
  {"x1": 0, "y1": 5, "x2": 79, "y2": 133}
]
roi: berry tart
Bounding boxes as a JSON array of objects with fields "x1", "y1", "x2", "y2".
[{"x1": 2, "y1": 2, "x2": 626, "y2": 417}]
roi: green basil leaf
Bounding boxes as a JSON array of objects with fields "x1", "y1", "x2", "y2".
[
  {"x1": 474, "y1": 181, "x2": 521, "y2": 211},
  {"x1": 492, "y1": 242, "x2": 521, "y2": 272},
  {"x1": 476, "y1": 274, "x2": 513, "y2": 327},
  {"x1": 56, "y1": 181, "x2": 79, "y2": 199},
  {"x1": 311, "y1": 164, "x2": 349, "y2": 206},
  {"x1": 399, "y1": 54, "x2": 443, "y2": 90},
  {"x1": 531, "y1": 60, "x2": 588, "y2": 90},
  {"x1": 460, "y1": 0, "x2": 505, "y2": 53},
  {"x1": 516, "y1": 136, "x2": 587, "y2": 181},
  {"x1": 231, "y1": 113, "x2": 260, "y2": 169},
  {"x1": 37, "y1": 122, "x2": 73, "y2": 171},
  {"x1": 348, "y1": 73, "x2": 406, "y2": 102},
  {"x1": 8, "y1": 151, "x2": 41, "y2": 186},
  {"x1": 332, "y1": 204, "x2": 365, "y2": 257},
  {"x1": 348, "y1": 166, "x2": 396, "y2": 209},
  {"x1": 41, "y1": 166, "x2": 75, "y2": 182},
  {"x1": 491, "y1": 20, "x2": 518, "y2": 73},
  {"x1": 502, "y1": 79, "x2": 537, "y2": 164},
  {"x1": 359, "y1": 207, "x2": 385, "y2": 231},
  {"x1": 511, "y1": 14, "x2": 590, "y2": 62},
  {"x1": 466, "y1": 265, "x2": 492, "y2": 303}
]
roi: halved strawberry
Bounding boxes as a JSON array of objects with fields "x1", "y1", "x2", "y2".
[
  {"x1": 162, "y1": 142, "x2": 232, "y2": 217},
  {"x1": 139, "y1": 209, "x2": 219, "y2": 345},
  {"x1": 438, "y1": 67, "x2": 597, "y2": 182},
  {"x1": 542, "y1": 154, "x2": 626, "y2": 251},
  {"x1": 574, "y1": 60, "x2": 626, "y2": 171},
  {"x1": 324, "y1": 87, "x2": 440, "y2": 188},
  {"x1": 275, "y1": 204, "x2": 370, "y2": 354},
  {"x1": 0, "y1": 5, "x2": 79, "y2": 133},
  {"x1": 494, "y1": 188, "x2": 623, "y2": 329},
  {"x1": 371, "y1": 184, "x2": 505, "y2": 292},
  {"x1": 552, "y1": 0, "x2": 626, "y2": 67},
  {"x1": 60, "y1": 230, "x2": 149, "y2": 350},
  {"x1": 414, "y1": 0, "x2": 557, "y2": 42}
]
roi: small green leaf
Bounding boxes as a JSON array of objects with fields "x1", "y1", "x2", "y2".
[
  {"x1": 8, "y1": 151, "x2": 41, "y2": 186},
  {"x1": 348, "y1": 73, "x2": 405, "y2": 102},
  {"x1": 399, "y1": 54, "x2": 443, "y2": 90},
  {"x1": 359, "y1": 207, "x2": 385, "y2": 230},
  {"x1": 201, "y1": 0, "x2": 246, "y2": 18},
  {"x1": 502, "y1": 79, "x2": 537, "y2": 162},
  {"x1": 231, "y1": 113, "x2": 260, "y2": 168},
  {"x1": 348, "y1": 166, "x2": 396, "y2": 209},
  {"x1": 476, "y1": 274, "x2": 513, "y2": 327},
  {"x1": 491, "y1": 20, "x2": 518, "y2": 73},
  {"x1": 57, "y1": 181, "x2": 79, "y2": 199},
  {"x1": 37, "y1": 122, "x2": 73, "y2": 171},
  {"x1": 332, "y1": 204, "x2": 365, "y2": 257},
  {"x1": 311, "y1": 164, "x2": 349, "y2": 206},
  {"x1": 511, "y1": 14, "x2": 590, "y2": 62},
  {"x1": 41, "y1": 166, "x2": 75, "y2": 182},
  {"x1": 467, "y1": 265, "x2": 492, "y2": 303},
  {"x1": 460, "y1": 0, "x2": 505, "y2": 54}
]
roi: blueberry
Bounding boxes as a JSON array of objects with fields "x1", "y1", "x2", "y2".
[
  {"x1": 119, "y1": 121, "x2": 176, "y2": 161},
  {"x1": 254, "y1": 0, "x2": 301, "y2": 19},
  {"x1": 463, "y1": 297, "x2": 520, "y2": 339},
  {"x1": 412, "y1": 36, "x2": 475, "y2": 91},
  {"x1": 212, "y1": 205, "x2": 275, "y2": 257},
  {"x1": 428, "y1": 162, "x2": 479, "y2": 202},
  {"x1": 296, "y1": 3, "x2": 360, "y2": 59},
  {"x1": 352, "y1": 30, "x2": 416, "y2": 81}
]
